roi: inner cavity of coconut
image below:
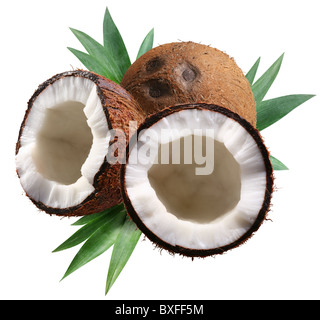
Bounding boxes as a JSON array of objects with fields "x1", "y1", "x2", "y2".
[
  {"x1": 32, "y1": 101, "x2": 93, "y2": 185},
  {"x1": 148, "y1": 137, "x2": 241, "y2": 224},
  {"x1": 16, "y1": 76, "x2": 109, "y2": 208}
]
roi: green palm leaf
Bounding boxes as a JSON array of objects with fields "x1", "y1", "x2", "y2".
[
  {"x1": 53, "y1": 205, "x2": 125, "y2": 252},
  {"x1": 246, "y1": 57, "x2": 261, "y2": 85},
  {"x1": 103, "y1": 7, "x2": 131, "y2": 77},
  {"x1": 61, "y1": 208, "x2": 126, "y2": 280},
  {"x1": 246, "y1": 55, "x2": 315, "y2": 170},
  {"x1": 105, "y1": 216, "x2": 141, "y2": 294},
  {"x1": 72, "y1": 203, "x2": 124, "y2": 226},
  {"x1": 257, "y1": 94, "x2": 315, "y2": 131},
  {"x1": 270, "y1": 155, "x2": 288, "y2": 171},
  {"x1": 136, "y1": 28, "x2": 154, "y2": 59},
  {"x1": 67, "y1": 47, "x2": 116, "y2": 81},
  {"x1": 251, "y1": 53, "x2": 284, "y2": 104},
  {"x1": 70, "y1": 28, "x2": 123, "y2": 83}
]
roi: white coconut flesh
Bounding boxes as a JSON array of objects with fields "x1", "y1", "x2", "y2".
[
  {"x1": 124, "y1": 108, "x2": 268, "y2": 251},
  {"x1": 16, "y1": 76, "x2": 109, "y2": 208}
]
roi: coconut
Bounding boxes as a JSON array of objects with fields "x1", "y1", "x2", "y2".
[
  {"x1": 15, "y1": 70, "x2": 144, "y2": 216},
  {"x1": 121, "y1": 41, "x2": 256, "y2": 127},
  {"x1": 121, "y1": 104, "x2": 273, "y2": 257}
]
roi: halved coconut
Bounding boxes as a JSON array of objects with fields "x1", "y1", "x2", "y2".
[
  {"x1": 16, "y1": 70, "x2": 144, "y2": 216},
  {"x1": 121, "y1": 104, "x2": 273, "y2": 257}
]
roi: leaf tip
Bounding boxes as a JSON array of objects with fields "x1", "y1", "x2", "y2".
[
  {"x1": 104, "y1": 6, "x2": 111, "y2": 16},
  {"x1": 52, "y1": 243, "x2": 65, "y2": 253},
  {"x1": 279, "y1": 52, "x2": 285, "y2": 61},
  {"x1": 59, "y1": 274, "x2": 67, "y2": 282},
  {"x1": 105, "y1": 284, "x2": 111, "y2": 295},
  {"x1": 105, "y1": 278, "x2": 116, "y2": 295}
]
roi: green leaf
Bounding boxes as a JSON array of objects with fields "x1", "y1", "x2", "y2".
[
  {"x1": 257, "y1": 94, "x2": 315, "y2": 131},
  {"x1": 69, "y1": 27, "x2": 122, "y2": 83},
  {"x1": 72, "y1": 203, "x2": 125, "y2": 226},
  {"x1": 103, "y1": 7, "x2": 131, "y2": 77},
  {"x1": 270, "y1": 155, "x2": 289, "y2": 171},
  {"x1": 53, "y1": 213, "x2": 108, "y2": 253},
  {"x1": 61, "y1": 208, "x2": 126, "y2": 280},
  {"x1": 52, "y1": 205, "x2": 125, "y2": 252},
  {"x1": 245, "y1": 57, "x2": 261, "y2": 85},
  {"x1": 68, "y1": 47, "x2": 114, "y2": 80},
  {"x1": 251, "y1": 53, "x2": 284, "y2": 104},
  {"x1": 105, "y1": 216, "x2": 141, "y2": 294},
  {"x1": 136, "y1": 28, "x2": 154, "y2": 60}
]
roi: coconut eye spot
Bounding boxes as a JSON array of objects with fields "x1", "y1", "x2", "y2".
[
  {"x1": 32, "y1": 101, "x2": 93, "y2": 185},
  {"x1": 147, "y1": 136, "x2": 241, "y2": 224},
  {"x1": 146, "y1": 79, "x2": 172, "y2": 98},
  {"x1": 174, "y1": 62, "x2": 200, "y2": 89},
  {"x1": 145, "y1": 57, "x2": 165, "y2": 73},
  {"x1": 182, "y1": 67, "x2": 197, "y2": 82}
]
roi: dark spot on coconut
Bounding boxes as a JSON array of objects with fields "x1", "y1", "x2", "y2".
[
  {"x1": 182, "y1": 68, "x2": 197, "y2": 82},
  {"x1": 146, "y1": 57, "x2": 164, "y2": 73},
  {"x1": 146, "y1": 79, "x2": 172, "y2": 98}
]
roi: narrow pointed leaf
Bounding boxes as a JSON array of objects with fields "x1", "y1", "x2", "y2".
[
  {"x1": 69, "y1": 28, "x2": 122, "y2": 83},
  {"x1": 270, "y1": 155, "x2": 289, "y2": 171},
  {"x1": 136, "y1": 28, "x2": 154, "y2": 60},
  {"x1": 245, "y1": 57, "x2": 261, "y2": 85},
  {"x1": 53, "y1": 213, "x2": 109, "y2": 253},
  {"x1": 252, "y1": 53, "x2": 284, "y2": 103},
  {"x1": 257, "y1": 94, "x2": 315, "y2": 131},
  {"x1": 72, "y1": 203, "x2": 125, "y2": 226},
  {"x1": 68, "y1": 47, "x2": 116, "y2": 81},
  {"x1": 103, "y1": 7, "x2": 131, "y2": 77},
  {"x1": 53, "y1": 205, "x2": 125, "y2": 252},
  {"x1": 61, "y1": 209, "x2": 126, "y2": 280},
  {"x1": 105, "y1": 216, "x2": 141, "y2": 294},
  {"x1": 71, "y1": 210, "x2": 107, "y2": 227}
]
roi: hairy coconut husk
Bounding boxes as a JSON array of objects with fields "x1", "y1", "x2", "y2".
[{"x1": 121, "y1": 41, "x2": 256, "y2": 127}]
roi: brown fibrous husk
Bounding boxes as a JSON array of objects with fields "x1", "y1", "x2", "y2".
[{"x1": 121, "y1": 41, "x2": 256, "y2": 127}]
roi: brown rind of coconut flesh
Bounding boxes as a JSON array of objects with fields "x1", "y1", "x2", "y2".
[
  {"x1": 15, "y1": 70, "x2": 144, "y2": 216},
  {"x1": 121, "y1": 104, "x2": 273, "y2": 257},
  {"x1": 121, "y1": 41, "x2": 257, "y2": 127}
]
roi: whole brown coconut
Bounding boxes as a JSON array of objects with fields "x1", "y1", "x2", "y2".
[
  {"x1": 16, "y1": 70, "x2": 144, "y2": 216},
  {"x1": 121, "y1": 41, "x2": 256, "y2": 127}
]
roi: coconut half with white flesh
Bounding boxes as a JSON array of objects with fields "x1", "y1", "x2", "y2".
[
  {"x1": 16, "y1": 70, "x2": 144, "y2": 216},
  {"x1": 121, "y1": 104, "x2": 273, "y2": 257}
]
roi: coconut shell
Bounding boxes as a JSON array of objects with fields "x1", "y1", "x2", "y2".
[
  {"x1": 16, "y1": 70, "x2": 145, "y2": 216},
  {"x1": 121, "y1": 42, "x2": 256, "y2": 127}
]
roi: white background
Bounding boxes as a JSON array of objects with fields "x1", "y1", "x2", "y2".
[{"x1": 1, "y1": 0, "x2": 319, "y2": 300}]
